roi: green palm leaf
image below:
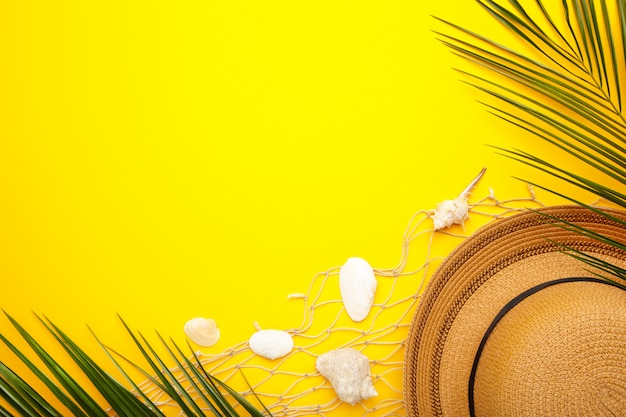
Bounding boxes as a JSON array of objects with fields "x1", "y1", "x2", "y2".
[
  {"x1": 437, "y1": 0, "x2": 626, "y2": 281},
  {"x1": 0, "y1": 312, "x2": 271, "y2": 416}
]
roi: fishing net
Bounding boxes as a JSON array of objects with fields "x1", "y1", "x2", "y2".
[{"x1": 134, "y1": 176, "x2": 548, "y2": 417}]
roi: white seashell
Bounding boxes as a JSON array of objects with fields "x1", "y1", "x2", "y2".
[
  {"x1": 249, "y1": 329, "x2": 294, "y2": 360},
  {"x1": 184, "y1": 318, "x2": 220, "y2": 347},
  {"x1": 339, "y1": 257, "x2": 377, "y2": 322},
  {"x1": 432, "y1": 198, "x2": 471, "y2": 230},
  {"x1": 432, "y1": 167, "x2": 486, "y2": 230},
  {"x1": 316, "y1": 348, "x2": 378, "y2": 405}
]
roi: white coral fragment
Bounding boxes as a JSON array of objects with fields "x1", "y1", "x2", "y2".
[
  {"x1": 184, "y1": 318, "x2": 220, "y2": 347},
  {"x1": 432, "y1": 167, "x2": 486, "y2": 230},
  {"x1": 249, "y1": 329, "x2": 294, "y2": 360},
  {"x1": 339, "y1": 257, "x2": 377, "y2": 322},
  {"x1": 316, "y1": 348, "x2": 378, "y2": 405}
]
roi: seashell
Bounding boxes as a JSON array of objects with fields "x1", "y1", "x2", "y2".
[
  {"x1": 432, "y1": 198, "x2": 470, "y2": 230},
  {"x1": 316, "y1": 348, "x2": 378, "y2": 405},
  {"x1": 249, "y1": 329, "x2": 294, "y2": 360},
  {"x1": 184, "y1": 318, "x2": 220, "y2": 347},
  {"x1": 339, "y1": 257, "x2": 377, "y2": 322},
  {"x1": 432, "y1": 167, "x2": 486, "y2": 230}
]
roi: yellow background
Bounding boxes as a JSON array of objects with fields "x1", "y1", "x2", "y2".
[{"x1": 0, "y1": 1, "x2": 591, "y2": 414}]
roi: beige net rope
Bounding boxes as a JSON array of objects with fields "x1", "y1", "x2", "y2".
[{"x1": 133, "y1": 173, "x2": 548, "y2": 417}]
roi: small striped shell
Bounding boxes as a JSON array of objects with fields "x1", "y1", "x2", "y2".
[
  {"x1": 184, "y1": 318, "x2": 220, "y2": 347},
  {"x1": 249, "y1": 329, "x2": 294, "y2": 360}
]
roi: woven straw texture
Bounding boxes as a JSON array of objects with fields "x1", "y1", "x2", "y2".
[{"x1": 403, "y1": 206, "x2": 626, "y2": 417}]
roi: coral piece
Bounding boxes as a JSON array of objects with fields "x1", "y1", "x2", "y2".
[
  {"x1": 316, "y1": 348, "x2": 378, "y2": 405},
  {"x1": 431, "y1": 167, "x2": 486, "y2": 230},
  {"x1": 339, "y1": 257, "x2": 377, "y2": 322},
  {"x1": 249, "y1": 329, "x2": 294, "y2": 360},
  {"x1": 184, "y1": 317, "x2": 220, "y2": 347}
]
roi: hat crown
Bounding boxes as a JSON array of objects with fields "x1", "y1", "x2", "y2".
[{"x1": 472, "y1": 278, "x2": 626, "y2": 417}]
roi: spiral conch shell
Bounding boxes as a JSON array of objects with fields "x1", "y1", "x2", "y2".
[
  {"x1": 184, "y1": 318, "x2": 220, "y2": 347},
  {"x1": 432, "y1": 167, "x2": 486, "y2": 230},
  {"x1": 339, "y1": 257, "x2": 377, "y2": 322},
  {"x1": 316, "y1": 348, "x2": 378, "y2": 405},
  {"x1": 249, "y1": 329, "x2": 294, "y2": 360}
]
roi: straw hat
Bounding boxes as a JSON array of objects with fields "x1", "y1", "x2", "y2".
[{"x1": 404, "y1": 205, "x2": 626, "y2": 417}]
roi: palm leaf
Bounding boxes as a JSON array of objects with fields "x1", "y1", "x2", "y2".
[
  {"x1": 0, "y1": 361, "x2": 62, "y2": 417},
  {"x1": 0, "y1": 312, "x2": 271, "y2": 416},
  {"x1": 38, "y1": 316, "x2": 158, "y2": 417},
  {"x1": 1, "y1": 313, "x2": 106, "y2": 417},
  {"x1": 436, "y1": 0, "x2": 626, "y2": 281}
]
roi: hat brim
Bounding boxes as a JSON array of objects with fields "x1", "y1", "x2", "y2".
[{"x1": 403, "y1": 205, "x2": 626, "y2": 417}]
